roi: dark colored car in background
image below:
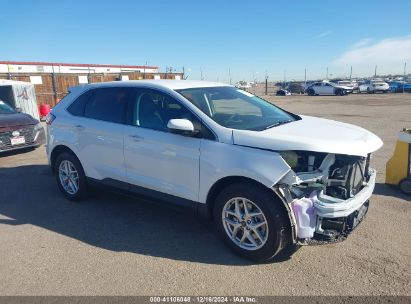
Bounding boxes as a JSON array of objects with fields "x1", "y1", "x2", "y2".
[
  {"x1": 0, "y1": 100, "x2": 45, "y2": 153},
  {"x1": 286, "y1": 82, "x2": 305, "y2": 94}
]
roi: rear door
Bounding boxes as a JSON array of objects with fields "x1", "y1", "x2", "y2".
[
  {"x1": 321, "y1": 83, "x2": 334, "y2": 95},
  {"x1": 67, "y1": 87, "x2": 133, "y2": 183},
  {"x1": 312, "y1": 83, "x2": 322, "y2": 94}
]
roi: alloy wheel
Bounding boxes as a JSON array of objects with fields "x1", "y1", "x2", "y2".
[
  {"x1": 58, "y1": 160, "x2": 80, "y2": 195},
  {"x1": 221, "y1": 197, "x2": 269, "y2": 251}
]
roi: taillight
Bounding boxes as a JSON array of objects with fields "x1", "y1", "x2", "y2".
[{"x1": 45, "y1": 113, "x2": 56, "y2": 125}]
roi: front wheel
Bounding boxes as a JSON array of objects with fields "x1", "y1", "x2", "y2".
[
  {"x1": 54, "y1": 152, "x2": 89, "y2": 201},
  {"x1": 335, "y1": 88, "x2": 345, "y2": 96},
  {"x1": 214, "y1": 182, "x2": 291, "y2": 262}
]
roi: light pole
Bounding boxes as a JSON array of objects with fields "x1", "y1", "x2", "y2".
[
  {"x1": 304, "y1": 67, "x2": 307, "y2": 88},
  {"x1": 404, "y1": 62, "x2": 407, "y2": 94}
]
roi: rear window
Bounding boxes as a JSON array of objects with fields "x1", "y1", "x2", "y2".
[
  {"x1": 84, "y1": 88, "x2": 132, "y2": 124},
  {"x1": 67, "y1": 90, "x2": 93, "y2": 116},
  {"x1": 67, "y1": 87, "x2": 133, "y2": 124}
]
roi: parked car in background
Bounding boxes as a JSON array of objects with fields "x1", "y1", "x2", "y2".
[
  {"x1": 276, "y1": 89, "x2": 291, "y2": 96},
  {"x1": 305, "y1": 81, "x2": 350, "y2": 96},
  {"x1": 388, "y1": 81, "x2": 405, "y2": 93},
  {"x1": 286, "y1": 82, "x2": 305, "y2": 94},
  {"x1": 46, "y1": 80, "x2": 383, "y2": 262},
  {"x1": 235, "y1": 81, "x2": 252, "y2": 89},
  {"x1": 358, "y1": 80, "x2": 390, "y2": 93},
  {"x1": 337, "y1": 80, "x2": 359, "y2": 93},
  {"x1": 0, "y1": 100, "x2": 45, "y2": 153}
]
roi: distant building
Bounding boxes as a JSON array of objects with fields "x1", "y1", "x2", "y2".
[
  {"x1": 0, "y1": 61, "x2": 159, "y2": 75},
  {"x1": 0, "y1": 61, "x2": 183, "y2": 106}
]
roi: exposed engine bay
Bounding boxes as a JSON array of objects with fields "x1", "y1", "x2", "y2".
[{"x1": 275, "y1": 150, "x2": 374, "y2": 244}]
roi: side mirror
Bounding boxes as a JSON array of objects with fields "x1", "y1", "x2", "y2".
[
  {"x1": 16, "y1": 107, "x2": 22, "y2": 113},
  {"x1": 167, "y1": 119, "x2": 197, "y2": 136}
]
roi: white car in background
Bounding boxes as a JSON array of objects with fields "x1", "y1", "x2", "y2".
[
  {"x1": 235, "y1": 81, "x2": 252, "y2": 89},
  {"x1": 358, "y1": 80, "x2": 390, "y2": 93},
  {"x1": 305, "y1": 81, "x2": 351, "y2": 96},
  {"x1": 46, "y1": 80, "x2": 382, "y2": 262},
  {"x1": 337, "y1": 80, "x2": 359, "y2": 93}
]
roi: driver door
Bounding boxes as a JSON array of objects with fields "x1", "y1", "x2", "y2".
[{"x1": 123, "y1": 89, "x2": 202, "y2": 203}]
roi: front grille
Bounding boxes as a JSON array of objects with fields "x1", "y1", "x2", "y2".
[{"x1": 0, "y1": 126, "x2": 35, "y2": 149}]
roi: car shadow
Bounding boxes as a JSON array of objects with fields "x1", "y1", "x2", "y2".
[
  {"x1": 373, "y1": 182, "x2": 410, "y2": 201},
  {"x1": 0, "y1": 147, "x2": 36, "y2": 157},
  {"x1": 0, "y1": 164, "x2": 297, "y2": 265}
]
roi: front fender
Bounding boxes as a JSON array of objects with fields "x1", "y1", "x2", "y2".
[{"x1": 199, "y1": 140, "x2": 290, "y2": 203}]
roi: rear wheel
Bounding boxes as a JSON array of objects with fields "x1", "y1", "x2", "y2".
[
  {"x1": 214, "y1": 182, "x2": 291, "y2": 262},
  {"x1": 307, "y1": 88, "x2": 315, "y2": 96},
  {"x1": 54, "y1": 152, "x2": 89, "y2": 201}
]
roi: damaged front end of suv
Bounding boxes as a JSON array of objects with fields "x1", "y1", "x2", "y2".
[{"x1": 274, "y1": 150, "x2": 377, "y2": 244}]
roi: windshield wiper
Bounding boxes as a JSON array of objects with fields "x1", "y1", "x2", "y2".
[{"x1": 264, "y1": 119, "x2": 293, "y2": 130}]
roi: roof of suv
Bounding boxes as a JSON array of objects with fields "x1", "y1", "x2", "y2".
[{"x1": 77, "y1": 80, "x2": 230, "y2": 91}]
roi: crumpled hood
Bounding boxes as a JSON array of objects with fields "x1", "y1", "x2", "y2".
[{"x1": 232, "y1": 115, "x2": 383, "y2": 157}]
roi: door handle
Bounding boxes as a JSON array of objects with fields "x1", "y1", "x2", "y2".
[
  {"x1": 75, "y1": 125, "x2": 85, "y2": 131},
  {"x1": 129, "y1": 134, "x2": 143, "y2": 142}
]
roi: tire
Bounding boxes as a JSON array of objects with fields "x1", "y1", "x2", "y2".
[
  {"x1": 307, "y1": 88, "x2": 315, "y2": 96},
  {"x1": 213, "y1": 182, "x2": 291, "y2": 262},
  {"x1": 54, "y1": 151, "x2": 89, "y2": 201},
  {"x1": 399, "y1": 179, "x2": 411, "y2": 195},
  {"x1": 367, "y1": 88, "x2": 371, "y2": 94},
  {"x1": 335, "y1": 88, "x2": 345, "y2": 96}
]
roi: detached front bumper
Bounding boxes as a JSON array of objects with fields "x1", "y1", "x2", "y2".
[
  {"x1": 274, "y1": 168, "x2": 377, "y2": 245},
  {"x1": 303, "y1": 169, "x2": 376, "y2": 244}
]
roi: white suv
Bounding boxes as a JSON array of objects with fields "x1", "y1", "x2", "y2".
[{"x1": 46, "y1": 80, "x2": 382, "y2": 261}]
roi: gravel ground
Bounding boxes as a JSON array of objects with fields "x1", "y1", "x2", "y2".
[{"x1": 0, "y1": 92, "x2": 410, "y2": 296}]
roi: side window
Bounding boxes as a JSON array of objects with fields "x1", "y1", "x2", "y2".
[
  {"x1": 84, "y1": 87, "x2": 132, "y2": 124},
  {"x1": 131, "y1": 90, "x2": 196, "y2": 131},
  {"x1": 130, "y1": 89, "x2": 215, "y2": 139},
  {"x1": 67, "y1": 90, "x2": 94, "y2": 116}
]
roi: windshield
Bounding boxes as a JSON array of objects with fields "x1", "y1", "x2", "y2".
[
  {"x1": 0, "y1": 100, "x2": 16, "y2": 114},
  {"x1": 176, "y1": 86, "x2": 297, "y2": 131}
]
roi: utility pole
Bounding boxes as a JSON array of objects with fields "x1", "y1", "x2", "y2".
[
  {"x1": 304, "y1": 67, "x2": 307, "y2": 88},
  {"x1": 265, "y1": 70, "x2": 268, "y2": 95},
  {"x1": 200, "y1": 68, "x2": 203, "y2": 80},
  {"x1": 7, "y1": 64, "x2": 12, "y2": 80},
  {"x1": 374, "y1": 65, "x2": 377, "y2": 77},
  {"x1": 229, "y1": 67, "x2": 231, "y2": 85},
  {"x1": 350, "y1": 66, "x2": 352, "y2": 80},
  {"x1": 326, "y1": 67, "x2": 328, "y2": 80},
  {"x1": 143, "y1": 61, "x2": 147, "y2": 79},
  {"x1": 404, "y1": 62, "x2": 407, "y2": 94},
  {"x1": 283, "y1": 70, "x2": 286, "y2": 88}
]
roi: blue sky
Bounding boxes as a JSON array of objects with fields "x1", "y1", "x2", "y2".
[{"x1": 1, "y1": 0, "x2": 410, "y2": 82}]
